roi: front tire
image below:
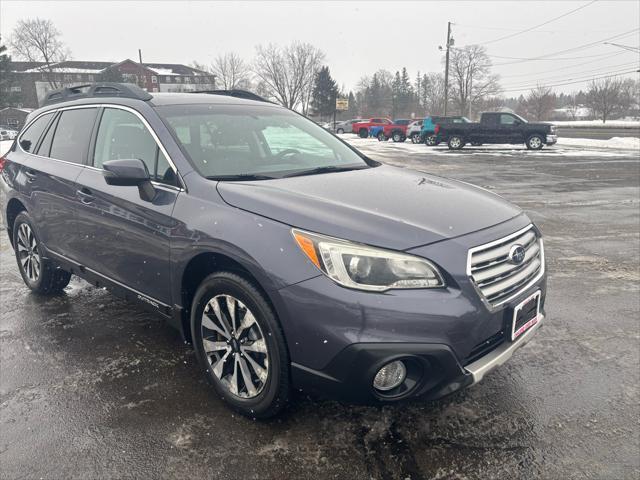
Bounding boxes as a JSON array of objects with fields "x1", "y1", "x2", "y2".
[
  {"x1": 12, "y1": 211, "x2": 71, "y2": 295},
  {"x1": 448, "y1": 135, "x2": 465, "y2": 150},
  {"x1": 410, "y1": 133, "x2": 421, "y2": 143},
  {"x1": 526, "y1": 134, "x2": 544, "y2": 150},
  {"x1": 336, "y1": 128, "x2": 344, "y2": 134},
  {"x1": 191, "y1": 272, "x2": 290, "y2": 418}
]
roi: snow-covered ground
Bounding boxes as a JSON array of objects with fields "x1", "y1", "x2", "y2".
[
  {"x1": 342, "y1": 135, "x2": 639, "y2": 158},
  {"x1": 553, "y1": 120, "x2": 640, "y2": 128},
  {"x1": 1, "y1": 140, "x2": 13, "y2": 155}
]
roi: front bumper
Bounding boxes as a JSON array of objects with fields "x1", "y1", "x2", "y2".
[
  {"x1": 546, "y1": 134, "x2": 558, "y2": 145},
  {"x1": 292, "y1": 313, "x2": 544, "y2": 403}
]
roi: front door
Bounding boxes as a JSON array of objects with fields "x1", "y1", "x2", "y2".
[{"x1": 74, "y1": 106, "x2": 181, "y2": 305}]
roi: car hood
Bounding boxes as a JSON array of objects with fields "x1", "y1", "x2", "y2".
[{"x1": 216, "y1": 165, "x2": 522, "y2": 250}]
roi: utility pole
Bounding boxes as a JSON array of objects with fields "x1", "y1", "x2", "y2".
[
  {"x1": 138, "y1": 49, "x2": 146, "y2": 91},
  {"x1": 443, "y1": 21, "x2": 452, "y2": 116}
]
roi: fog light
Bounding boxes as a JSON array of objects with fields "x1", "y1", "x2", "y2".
[{"x1": 373, "y1": 360, "x2": 407, "y2": 391}]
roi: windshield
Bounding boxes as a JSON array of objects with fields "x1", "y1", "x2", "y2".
[{"x1": 155, "y1": 104, "x2": 371, "y2": 179}]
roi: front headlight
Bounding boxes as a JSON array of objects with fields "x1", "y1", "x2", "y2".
[{"x1": 292, "y1": 229, "x2": 445, "y2": 292}]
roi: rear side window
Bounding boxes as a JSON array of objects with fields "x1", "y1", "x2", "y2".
[
  {"x1": 50, "y1": 108, "x2": 98, "y2": 164},
  {"x1": 93, "y1": 108, "x2": 177, "y2": 187},
  {"x1": 36, "y1": 115, "x2": 59, "y2": 157},
  {"x1": 18, "y1": 112, "x2": 53, "y2": 152}
]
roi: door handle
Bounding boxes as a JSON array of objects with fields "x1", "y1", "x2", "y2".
[
  {"x1": 24, "y1": 170, "x2": 36, "y2": 182},
  {"x1": 76, "y1": 188, "x2": 95, "y2": 204}
]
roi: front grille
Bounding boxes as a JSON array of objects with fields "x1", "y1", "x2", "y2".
[
  {"x1": 468, "y1": 225, "x2": 544, "y2": 307},
  {"x1": 464, "y1": 330, "x2": 505, "y2": 366}
]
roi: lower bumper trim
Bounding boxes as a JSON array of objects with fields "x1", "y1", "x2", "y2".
[{"x1": 465, "y1": 313, "x2": 544, "y2": 384}]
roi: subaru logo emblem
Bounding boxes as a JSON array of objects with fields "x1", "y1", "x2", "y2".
[{"x1": 508, "y1": 245, "x2": 526, "y2": 265}]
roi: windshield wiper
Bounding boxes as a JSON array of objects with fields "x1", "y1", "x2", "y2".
[
  {"x1": 281, "y1": 164, "x2": 370, "y2": 178},
  {"x1": 206, "y1": 174, "x2": 276, "y2": 181}
]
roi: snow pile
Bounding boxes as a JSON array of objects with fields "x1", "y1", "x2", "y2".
[
  {"x1": 558, "y1": 136, "x2": 640, "y2": 150},
  {"x1": 1, "y1": 140, "x2": 13, "y2": 155},
  {"x1": 554, "y1": 120, "x2": 640, "y2": 128}
]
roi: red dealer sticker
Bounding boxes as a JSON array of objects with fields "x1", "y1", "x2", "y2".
[{"x1": 511, "y1": 291, "x2": 541, "y2": 341}]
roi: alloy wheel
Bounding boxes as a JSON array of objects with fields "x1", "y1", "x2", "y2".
[
  {"x1": 201, "y1": 294, "x2": 269, "y2": 399},
  {"x1": 16, "y1": 223, "x2": 41, "y2": 283},
  {"x1": 529, "y1": 136, "x2": 542, "y2": 149}
]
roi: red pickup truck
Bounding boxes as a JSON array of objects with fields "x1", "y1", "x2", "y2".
[
  {"x1": 351, "y1": 118, "x2": 393, "y2": 138},
  {"x1": 380, "y1": 119, "x2": 414, "y2": 142}
]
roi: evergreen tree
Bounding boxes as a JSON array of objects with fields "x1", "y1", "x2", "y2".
[
  {"x1": 0, "y1": 39, "x2": 20, "y2": 107},
  {"x1": 310, "y1": 66, "x2": 338, "y2": 119},
  {"x1": 347, "y1": 91, "x2": 358, "y2": 118},
  {"x1": 391, "y1": 71, "x2": 402, "y2": 117}
]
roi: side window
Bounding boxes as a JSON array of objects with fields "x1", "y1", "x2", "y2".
[
  {"x1": 36, "y1": 115, "x2": 60, "y2": 157},
  {"x1": 500, "y1": 114, "x2": 517, "y2": 125},
  {"x1": 94, "y1": 108, "x2": 178, "y2": 187},
  {"x1": 18, "y1": 112, "x2": 53, "y2": 153},
  {"x1": 50, "y1": 108, "x2": 98, "y2": 164}
]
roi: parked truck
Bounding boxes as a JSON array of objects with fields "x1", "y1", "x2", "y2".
[
  {"x1": 351, "y1": 118, "x2": 393, "y2": 138},
  {"x1": 437, "y1": 112, "x2": 557, "y2": 150}
]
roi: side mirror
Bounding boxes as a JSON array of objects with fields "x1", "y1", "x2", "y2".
[{"x1": 103, "y1": 158, "x2": 156, "y2": 201}]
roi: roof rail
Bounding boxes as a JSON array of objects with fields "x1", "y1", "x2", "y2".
[
  {"x1": 42, "y1": 83, "x2": 153, "y2": 106},
  {"x1": 192, "y1": 89, "x2": 271, "y2": 103}
]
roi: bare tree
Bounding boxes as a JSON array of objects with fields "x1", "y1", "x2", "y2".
[
  {"x1": 587, "y1": 77, "x2": 623, "y2": 123},
  {"x1": 524, "y1": 85, "x2": 556, "y2": 121},
  {"x1": 253, "y1": 42, "x2": 325, "y2": 112},
  {"x1": 211, "y1": 52, "x2": 251, "y2": 90},
  {"x1": 9, "y1": 18, "x2": 69, "y2": 88},
  {"x1": 449, "y1": 45, "x2": 501, "y2": 117}
]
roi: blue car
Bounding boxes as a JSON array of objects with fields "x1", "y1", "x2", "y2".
[{"x1": 1, "y1": 83, "x2": 547, "y2": 418}]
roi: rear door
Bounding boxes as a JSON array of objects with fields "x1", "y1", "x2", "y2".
[
  {"x1": 18, "y1": 107, "x2": 97, "y2": 259},
  {"x1": 73, "y1": 106, "x2": 181, "y2": 305}
]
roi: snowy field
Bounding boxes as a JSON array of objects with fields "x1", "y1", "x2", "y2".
[
  {"x1": 342, "y1": 135, "x2": 640, "y2": 158},
  {"x1": 554, "y1": 120, "x2": 640, "y2": 128}
]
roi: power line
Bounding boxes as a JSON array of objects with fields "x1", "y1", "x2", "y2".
[
  {"x1": 501, "y1": 62, "x2": 639, "y2": 88},
  {"x1": 501, "y1": 69, "x2": 639, "y2": 93},
  {"x1": 472, "y1": 0, "x2": 598, "y2": 46},
  {"x1": 499, "y1": 51, "x2": 628, "y2": 78},
  {"x1": 490, "y1": 28, "x2": 639, "y2": 66},
  {"x1": 490, "y1": 52, "x2": 617, "y2": 62}
]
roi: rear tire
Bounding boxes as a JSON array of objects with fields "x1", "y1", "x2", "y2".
[
  {"x1": 392, "y1": 132, "x2": 404, "y2": 142},
  {"x1": 526, "y1": 134, "x2": 544, "y2": 150},
  {"x1": 191, "y1": 272, "x2": 290, "y2": 419},
  {"x1": 336, "y1": 128, "x2": 344, "y2": 134},
  {"x1": 425, "y1": 135, "x2": 437, "y2": 146},
  {"x1": 358, "y1": 128, "x2": 368, "y2": 138},
  {"x1": 410, "y1": 133, "x2": 421, "y2": 144},
  {"x1": 448, "y1": 135, "x2": 465, "y2": 150},
  {"x1": 12, "y1": 211, "x2": 71, "y2": 295}
]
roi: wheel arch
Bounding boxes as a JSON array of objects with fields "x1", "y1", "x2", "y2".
[
  {"x1": 177, "y1": 250, "x2": 282, "y2": 344},
  {"x1": 5, "y1": 198, "x2": 27, "y2": 248}
]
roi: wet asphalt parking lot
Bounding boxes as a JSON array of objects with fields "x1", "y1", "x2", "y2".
[{"x1": 1, "y1": 139, "x2": 639, "y2": 479}]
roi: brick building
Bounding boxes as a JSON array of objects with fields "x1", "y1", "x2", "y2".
[{"x1": 2, "y1": 59, "x2": 216, "y2": 108}]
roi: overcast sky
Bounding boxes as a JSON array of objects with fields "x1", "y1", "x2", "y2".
[{"x1": 1, "y1": 1, "x2": 639, "y2": 95}]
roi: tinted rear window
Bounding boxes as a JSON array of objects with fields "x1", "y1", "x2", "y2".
[
  {"x1": 19, "y1": 113, "x2": 54, "y2": 152},
  {"x1": 50, "y1": 108, "x2": 98, "y2": 164}
]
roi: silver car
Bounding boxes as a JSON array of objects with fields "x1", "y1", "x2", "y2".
[
  {"x1": 335, "y1": 119, "x2": 363, "y2": 134},
  {"x1": 406, "y1": 120, "x2": 423, "y2": 143}
]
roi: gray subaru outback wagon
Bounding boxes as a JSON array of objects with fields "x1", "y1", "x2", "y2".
[{"x1": 0, "y1": 83, "x2": 546, "y2": 418}]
